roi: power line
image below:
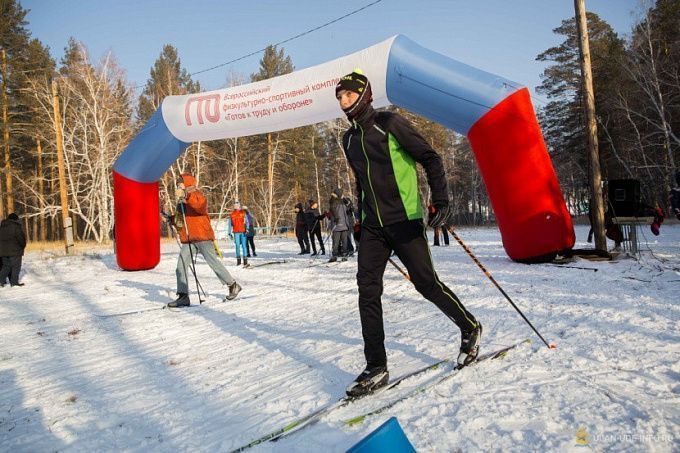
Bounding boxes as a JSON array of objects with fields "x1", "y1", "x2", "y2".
[{"x1": 135, "y1": 0, "x2": 383, "y2": 90}]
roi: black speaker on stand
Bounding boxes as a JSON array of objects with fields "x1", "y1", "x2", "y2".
[{"x1": 607, "y1": 179, "x2": 641, "y2": 217}]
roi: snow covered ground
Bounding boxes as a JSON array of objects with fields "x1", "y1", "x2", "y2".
[{"x1": 1, "y1": 224, "x2": 678, "y2": 452}]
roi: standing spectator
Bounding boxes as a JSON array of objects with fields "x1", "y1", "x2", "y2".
[
  {"x1": 294, "y1": 202, "x2": 310, "y2": 255},
  {"x1": 305, "y1": 199, "x2": 325, "y2": 256},
  {"x1": 428, "y1": 204, "x2": 450, "y2": 246},
  {"x1": 335, "y1": 70, "x2": 481, "y2": 396},
  {"x1": 433, "y1": 227, "x2": 450, "y2": 246},
  {"x1": 343, "y1": 197, "x2": 356, "y2": 256},
  {"x1": 670, "y1": 170, "x2": 680, "y2": 221},
  {"x1": 170, "y1": 174, "x2": 241, "y2": 306},
  {"x1": 328, "y1": 188, "x2": 351, "y2": 262},
  {"x1": 0, "y1": 213, "x2": 27, "y2": 287},
  {"x1": 228, "y1": 201, "x2": 250, "y2": 267},
  {"x1": 243, "y1": 206, "x2": 257, "y2": 257}
]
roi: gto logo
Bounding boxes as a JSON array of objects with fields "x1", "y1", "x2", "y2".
[{"x1": 184, "y1": 94, "x2": 221, "y2": 126}]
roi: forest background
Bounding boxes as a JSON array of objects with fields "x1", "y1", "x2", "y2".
[{"x1": 0, "y1": 0, "x2": 678, "y2": 243}]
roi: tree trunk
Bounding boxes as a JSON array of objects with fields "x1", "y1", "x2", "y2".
[
  {"x1": 2, "y1": 49, "x2": 13, "y2": 214},
  {"x1": 36, "y1": 138, "x2": 46, "y2": 241},
  {"x1": 575, "y1": 0, "x2": 606, "y2": 252}
]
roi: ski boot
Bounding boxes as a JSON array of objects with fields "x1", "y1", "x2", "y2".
[
  {"x1": 346, "y1": 365, "x2": 389, "y2": 397},
  {"x1": 168, "y1": 293, "x2": 190, "y2": 308},
  {"x1": 457, "y1": 323, "x2": 482, "y2": 368},
  {"x1": 225, "y1": 281, "x2": 242, "y2": 301}
]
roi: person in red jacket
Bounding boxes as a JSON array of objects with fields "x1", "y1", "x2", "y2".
[
  {"x1": 170, "y1": 174, "x2": 241, "y2": 306},
  {"x1": 228, "y1": 201, "x2": 250, "y2": 267}
]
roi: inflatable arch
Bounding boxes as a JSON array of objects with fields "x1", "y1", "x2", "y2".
[{"x1": 113, "y1": 34, "x2": 575, "y2": 271}]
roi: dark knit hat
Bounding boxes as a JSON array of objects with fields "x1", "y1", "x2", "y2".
[
  {"x1": 7, "y1": 213, "x2": 19, "y2": 221},
  {"x1": 336, "y1": 70, "x2": 373, "y2": 121},
  {"x1": 336, "y1": 71, "x2": 369, "y2": 96}
]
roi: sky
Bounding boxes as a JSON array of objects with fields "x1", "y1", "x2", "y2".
[{"x1": 20, "y1": 0, "x2": 644, "y2": 102}]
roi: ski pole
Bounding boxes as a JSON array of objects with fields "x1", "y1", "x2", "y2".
[
  {"x1": 179, "y1": 203, "x2": 206, "y2": 304},
  {"x1": 545, "y1": 264, "x2": 598, "y2": 272},
  {"x1": 447, "y1": 226, "x2": 556, "y2": 349},
  {"x1": 388, "y1": 257, "x2": 410, "y2": 281}
]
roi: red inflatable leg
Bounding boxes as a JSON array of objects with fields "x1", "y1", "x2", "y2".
[
  {"x1": 113, "y1": 171, "x2": 160, "y2": 270},
  {"x1": 467, "y1": 88, "x2": 575, "y2": 261}
]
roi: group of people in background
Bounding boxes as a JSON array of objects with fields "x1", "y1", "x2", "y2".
[{"x1": 293, "y1": 190, "x2": 358, "y2": 262}]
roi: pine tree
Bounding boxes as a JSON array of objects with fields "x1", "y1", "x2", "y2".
[
  {"x1": 536, "y1": 12, "x2": 626, "y2": 211},
  {"x1": 137, "y1": 44, "x2": 200, "y2": 124}
]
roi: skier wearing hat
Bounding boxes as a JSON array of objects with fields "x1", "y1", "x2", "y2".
[
  {"x1": 335, "y1": 70, "x2": 482, "y2": 397},
  {"x1": 171, "y1": 174, "x2": 241, "y2": 306},
  {"x1": 305, "y1": 199, "x2": 325, "y2": 256}
]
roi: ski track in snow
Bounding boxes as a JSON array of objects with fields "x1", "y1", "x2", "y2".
[{"x1": 0, "y1": 226, "x2": 678, "y2": 452}]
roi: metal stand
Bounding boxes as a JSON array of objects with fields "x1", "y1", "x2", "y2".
[{"x1": 611, "y1": 216, "x2": 654, "y2": 257}]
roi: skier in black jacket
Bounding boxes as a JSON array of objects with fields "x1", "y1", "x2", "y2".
[
  {"x1": 0, "y1": 213, "x2": 27, "y2": 287},
  {"x1": 304, "y1": 199, "x2": 325, "y2": 256},
  {"x1": 336, "y1": 70, "x2": 481, "y2": 397}
]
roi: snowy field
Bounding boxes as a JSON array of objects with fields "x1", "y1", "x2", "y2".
[{"x1": 1, "y1": 224, "x2": 678, "y2": 452}]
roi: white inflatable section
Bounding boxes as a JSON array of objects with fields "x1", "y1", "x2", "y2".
[{"x1": 161, "y1": 37, "x2": 395, "y2": 143}]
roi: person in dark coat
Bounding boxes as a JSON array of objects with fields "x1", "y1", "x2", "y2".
[
  {"x1": 342, "y1": 197, "x2": 356, "y2": 255},
  {"x1": 328, "y1": 188, "x2": 351, "y2": 262},
  {"x1": 670, "y1": 170, "x2": 680, "y2": 221},
  {"x1": 0, "y1": 213, "x2": 27, "y2": 287},
  {"x1": 305, "y1": 199, "x2": 325, "y2": 256},
  {"x1": 336, "y1": 70, "x2": 481, "y2": 397},
  {"x1": 294, "y1": 202, "x2": 310, "y2": 254},
  {"x1": 243, "y1": 206, "x2": 257, "y2": 257}
]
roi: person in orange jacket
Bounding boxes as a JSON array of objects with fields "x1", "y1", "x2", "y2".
[
  {"x1": 227, "y1": 201, "x2": 250, "y2": 267},
  {"x1": 170, "y1": 173, "x2": 241, "y2": 306}
]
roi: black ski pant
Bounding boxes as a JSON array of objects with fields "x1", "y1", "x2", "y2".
[
  {"x1": 309, "y1": 227, "x2": 325, "y2": 254},
  {"x1": 357, "y1": 219, "x2": 478, "y2": 368},
  {"x1": 296, "y1": 228, "x2": 310, "y2": 253},
  {"x1": 0, "y1": 255, "x2": 23, "y2": 286},
  {"x1": 433, "y1": 227, "x2": 450, "y2": 246},
  {"x1": 246, "y1": 235, "x2": 256, "y2": 256}
]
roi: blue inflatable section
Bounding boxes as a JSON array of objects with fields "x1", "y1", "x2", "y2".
[
  {"x1": 385, "y1": 35, "x2": 519, "y2": 135},
  {"x1": 113, "y1": 108, "x2": 189, "y2": 183}
]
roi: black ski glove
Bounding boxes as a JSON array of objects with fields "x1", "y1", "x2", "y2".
[
  {"x1": 353, "y1": 221, "x2": 361, "y2": 243},
  {"x1": 428, "y1": 202, "x2": 453, "y2": 229}
]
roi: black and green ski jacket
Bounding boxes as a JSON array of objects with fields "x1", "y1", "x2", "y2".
[{"x1": 342, "y1": 106, "x2": 449, "y2": 227}]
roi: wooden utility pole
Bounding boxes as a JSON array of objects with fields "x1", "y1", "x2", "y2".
[
  {"x1": 51, "y1": 79, "x2": 74, "y2": 254},
  {"x1": 267, "y1": 132, "x2": 274, "y2": 233},
  {"x1": 1, "y1": 48, "x2": 13, "y2": 215},
  {"x1": 574, "y1": 0, "x2": 606, "y2": 252}
]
